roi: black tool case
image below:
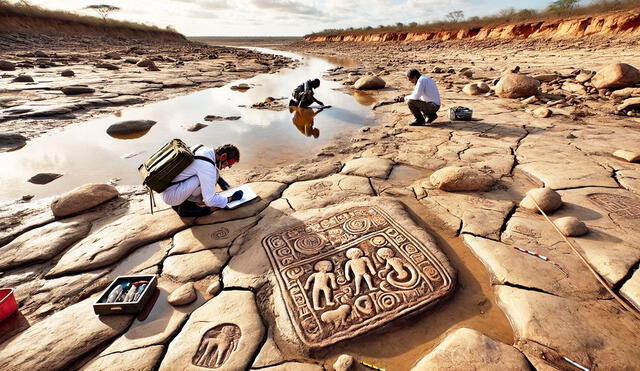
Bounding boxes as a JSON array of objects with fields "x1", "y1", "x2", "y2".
[{"x1": 93, "y1": 274, "x2": 158, "y2": 315}]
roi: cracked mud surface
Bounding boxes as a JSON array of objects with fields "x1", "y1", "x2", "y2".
[{"x1": 1, "y1": 37, "x2": 640, "y2": 370}]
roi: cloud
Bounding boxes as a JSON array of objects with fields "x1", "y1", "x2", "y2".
[
  {"x1": 248, "y1": 0, "x2": 324, "y2": 16},
  {"x1": 173, "y1": 0, "x2": 231, "y2": 9}
]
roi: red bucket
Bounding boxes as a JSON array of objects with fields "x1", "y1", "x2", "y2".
[{"x1": 0, "y1": 288, "x2": 18, "y2": 322}]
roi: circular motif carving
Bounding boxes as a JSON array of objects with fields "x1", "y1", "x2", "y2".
[
  {"x1": 267, "y1": 235, "x2": 286, "y2": 248},
  {"x1": 293, "y1": 234, "x2": 325, "y2": 254},
  {"x1": 423, "y1": 265, "x2": 441, "y2": 281},
  {"x1": 210, "y1": 227, "x2": 229, "y2": 239},
  {"x1": 285, "y1": 266, "x2": 304, "y2": 280},
  {"x1": 370, "y1": 236, "x2": 387, "y2": 247},
  {"x1": 344, "y1": 217, "x2": 371, "y2": 234},
  {"x1": 378, "y1": 293, "x2": 399, "y2": 310}
]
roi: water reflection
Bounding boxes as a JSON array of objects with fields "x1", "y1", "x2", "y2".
[
  {"x1": 353, "y1": 91, "x2": 377, "y2": 106},
  {"x1": 290, "y1": 106, "x2": 324, "y2": 138},
  {"x1": 0, "y1": 47, "x2": 373, "y2": 201},
  {"x1": 108, "y1": 130, "x2": 152, "y2": 140}
]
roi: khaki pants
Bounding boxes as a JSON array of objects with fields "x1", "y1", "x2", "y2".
[{"x1": 407, "y1": 99, "x2": 440, "y2": 117}]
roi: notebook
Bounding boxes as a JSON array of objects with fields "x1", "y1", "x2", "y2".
[{"x1": 219, "y1": 184, "x2": 258, "y2": 209}]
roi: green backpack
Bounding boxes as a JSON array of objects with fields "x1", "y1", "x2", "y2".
[{"x1": 138, "y1": 139, "x2": 215, "y2": 213}]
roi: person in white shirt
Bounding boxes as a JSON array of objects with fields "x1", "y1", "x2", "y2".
[
  {"x1": 399, "y1": 69, "x2": 441, "y2": 126},
  {"x1": 161, "y1": 144, "x2": 242, "y2": 217}
]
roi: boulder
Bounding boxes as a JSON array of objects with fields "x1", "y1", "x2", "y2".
[
  {"x1": 613, "y1": 149, "x2": 640, "y2": 163},
  {"x1": 147, "y1": 62, "x2": 160, "y2": 72},
  {"x1": 61, "y1": 69, "x2": 75, "y2": 77},
  {"x1": 354, "y1": 75, "x2": 386, "y2": 90},
  {"x1": 51, "y1": 183, "x2": 119, "y2": 217},
  {"x1": 411, "y1": 328, "x2": 530, "y2": 371},
  {"x1": 0, "y1": 297, "x2": 133, "y2": 370},
  {"x1": 124, "y1": 58, "x2": 139, "y2": 64},
  {"x1": 61, "y1": 85, "x2": 94, "y2": 95},
  {"x1": 96, "y1": 63, "x2": 120, "y2": 70},
  {"x1": 106, "y1": 120, "x2": 157, "y2": 135},
  {"x1": 340, "y1": 157, "x2": 394, "y2": 179},
  {"x1": 81, "y1": 345, "x2": 164, "y2": 371},
  {"x1": 555, "y1": 216, "x2": 588, "y2": 237},
  {"x1": 462, "y1": 83, "x2": 483, "y2": 95},
  {"x1": 333, "y1": 354, "x2": 354, "y2": 371},
  {"x1": 0, "y1": 60, "x2": 15, "y2": 71},
  {"x1": 163, "y1": 249, "x2": 228, "y2": 282},
  {"x1": 495, "y1": 73, "x2": 540, "y2": 98},
  {"x1": 533, "y1": 74, "x2": 558, "y2": 82},
  {"x1": 137, "y1": 59, "x2": 153, "y2": 67},
  {"x1": 0, "y1": 133, "x2": 27, "y2": 152},
  {"x1": 33, "y1": 50, "x2": 48, "y2": 57},
  {"x1": 617, "y1": 97, "x2": 640, "y2": 112},
  {"x1": 104, "y1": 52, "x2": 121, "y2": 60},
  {"x1": 28, "y1": 172, "x2": 62, "y2": 184},
  {"x1": 591, "y1": 63, "x2": 640, "y2": 89},
  {"x1": 168, "y1": 282, "x2": 197, "y2": 306},
  {"x1": 520, "y1": 187, "x2": 562, "y2": 213},
  {"x1": 12, "y1": 75, "x2": 34, "y2": 83},
  {"x1": 532, "y1": 107, "x2": 552, "y2": 118},
  {"x1": 430, "y1": 166, "x2": 496, "y2": 192},
  {"x1": 477, "y1": 82, "x2": 491, "y2": 93},
  {"x1": 184, "y1": 122, "x2": 208, "y2": 132}
]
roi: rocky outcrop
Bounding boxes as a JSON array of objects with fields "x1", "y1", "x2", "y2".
[{"x1": 304, "y1": 9, "x2": 640, "y2": 43}]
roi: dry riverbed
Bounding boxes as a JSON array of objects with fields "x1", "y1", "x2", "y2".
[{"x1": 1, "y1": 37, "x2": 640, "y2": 370}]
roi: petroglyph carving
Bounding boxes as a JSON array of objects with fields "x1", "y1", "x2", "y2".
[
  {"x1": 587, "y1": 193, "x2": 640, "y2": 219},
  {"x1": 304, "y1": 260, "x2": 338, "y2": 310},
  {"x1": 306, "y1": 181, "x2": 333, "y2": 199},
  {"x1": 262, "y1": 206, "x2": 454, "y2": 348},
  {"x1": 192, "y1": 324, "x2": 241, "y2": 368},
  {"x1": 211, "y1": 227, "x2": 230, "y2": 239}
]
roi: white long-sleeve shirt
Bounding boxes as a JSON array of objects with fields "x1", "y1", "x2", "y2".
[
  {"x1": 161, "y1": 146, "x2": 228, "y2": 208},
  {"x1": 405, "y1": 75, "x2": 441, "y2": 106}
]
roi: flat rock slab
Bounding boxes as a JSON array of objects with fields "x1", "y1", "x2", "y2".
[
  {"x1": 160, "y1": 290, "x2": 265, "y2": 371},
  {"x1": 282, "y1": 174, "x2": 374, "y2": 211},
  {"x1": 28, "y1": 172, "x2": 62, "y2": 184},
  {"x1": 0, "y1": 197, "x2": 56, "y2": 247},
  {"x1": 81, "y1": 345, "x2": 164, "y2": 371},
  {"x1": 171, "y1": 216, "x2": 258, "y2": 255},
  {"x1": 106, "y1": 120, "x2": 157, "y2": 135},
  {"x1": 252, "y1": 199, "x2": 455, "y2": 349},
  {"x1": 48, "y1": 211, "x2": 193, "y2": 277},
  {"x1": 163, "y1": 249, "x2": 228, "y2": 282},
  {"x1": 0, "y1": 133, "x2": 27, "y2": 152},
  {"x1": 340, "y1": 157, "x2": 394, "y2": 179},
  {"x1": 411, "y1": 328, "x2": 530, "y2": 370},
  {"x1": 257, "y1": 362, "x2": 324, "y2": 371},
  {"x1": 0, "y1": 297, "x2": 134, "y2": 370},
  {"x1": 495, "y1": 285, "x2": 640, "y2": 370},
  {"x1": 621, "y1": 269, "x2": 640, "y2": 311},
  {"x1": 51, "y1": 183, "x2": 119, "y2": 217},
  {"x1": 197, "y1": 182, "x2": 286, "y2": 225},
  {"x1": 0, "y1": 220, "x2": 91, "y2": 270}
]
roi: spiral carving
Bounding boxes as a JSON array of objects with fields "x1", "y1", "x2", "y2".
[
  {"x1": 293, "y1": 234, "x2": 325, "y2": 254},
  {"x1": 377, "y1": 293, "x2": 399, "y2": 310},
  {"x1": 210, "y1": 227, "x2": 229, "y2": 239},
  {"x1": 344, "y1": 217, "x2": 371, "y2": 234}
]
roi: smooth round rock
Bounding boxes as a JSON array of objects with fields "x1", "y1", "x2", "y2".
[
  {"x1": 430, "y1": 166, "x2": 496, "y2": 192},
  {"x1": 168, "y1": 282, "x2": 197, "y2": 306},
  {"x1": 28, "y1": 173, "x2": 62, "y2": 185},
  {"x1": 354, "y1": 75, "x2": 386, "y2": 90},
  {"x1": 520, "y1": 188, "x2": 562, "y2": 213},
  {"x1": 333, "y1": 354, "x2": 354, "y2": 371},
  {"x1": 96, "y1": 63, "x2": 119, "y2": 71},
  {"x1": 106, "y1": 120, "x2": 157, "y2": 135},
  {"x1": 591, "y1": 63, "x2": 640, "y2": 89},
  {"x1": 185, "y1": 123, "x2": 208, "y2": 132},
  {"x1": 495, "y1": 73, "x2": 540, "y2": 98},
  {"x1": 61, "y1": 70, "x2": 75, "y2": 77},
  {"x1": 12, "y1": 75, "x2": 34, "y2": 83},
  {"x1": 532, "y1": 107, "x2": 552, "y2": 118},
  {"x1": 61, "y1": 85, "x2": 94, "y2": 95},
  {"x1": 51, "y1": 183, "x2": 119, "y2": 217},
  {"x1": 555, "y1": 216, "x2": 588, "y2": 237},
  {"x1": 206, "y1": 279, "x2": 222, "y2": 297},
  {"x1": 137, "y1": 59, "x2": 153, "y2": 67},
  {"x1": 462, "y1": 83, "x2": 483, "y2": 95},
  {"x1": 0, "y1": 60, "x2": 15, "y2": 71}
]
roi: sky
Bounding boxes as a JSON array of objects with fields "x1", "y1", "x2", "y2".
[{"x1": 13, "y1": 0, "x2": 558, "y2": 36}]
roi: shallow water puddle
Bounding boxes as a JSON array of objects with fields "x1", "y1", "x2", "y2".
[{"x1": 0, "y1": 48, "x2": 373, "y2": 201}]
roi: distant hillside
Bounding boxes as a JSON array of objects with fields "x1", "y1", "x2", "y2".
[{"x1": 0, "y1": 2, "x2": 186, "y2": 44}]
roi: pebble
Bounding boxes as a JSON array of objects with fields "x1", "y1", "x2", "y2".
[{"x1": 168, "y1": 282, "x2": 197, "y2": 306}]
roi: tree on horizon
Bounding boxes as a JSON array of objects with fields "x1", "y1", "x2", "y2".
[{"x1": 85, "y1": 4, "x2": 120, "y2": 22}]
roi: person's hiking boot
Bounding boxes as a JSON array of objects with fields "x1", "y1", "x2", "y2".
[
  {"x1": 172, "y1": 200, "x2": 212, "y2": 218},
  {"x1": 426, "y1": 113, "x2": 438, "y2": 124},
  {"x1": 409, "y1": 112, "x2": 426, "y2": 126}
]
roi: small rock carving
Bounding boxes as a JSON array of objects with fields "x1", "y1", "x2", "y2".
[
  {"x1": 192, "y1": 324, "x2": 241, "y2": 368},
  {"x1": 344, "y1": 247, "x2": 376, "y2": 295},
  {"x1": 304, "y1": 260, "x2": 337, "y2": 310},
  {"x1": 587, "y1": 192, "x2": 640, "y2": 219}
]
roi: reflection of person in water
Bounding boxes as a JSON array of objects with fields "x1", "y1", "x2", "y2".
[{"x1": 289, "y1": 106, "x2": 324, "y2": 138}]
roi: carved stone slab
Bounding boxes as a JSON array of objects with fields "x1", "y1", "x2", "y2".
[
  {"x1": 587, "y1": 192, "x2": 640, "y2": 219},
  {"x1": 262, "y1": 206, "x2": 454, "y2": 348}
]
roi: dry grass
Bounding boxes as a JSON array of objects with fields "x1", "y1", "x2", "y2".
[
  {"x1": 0, "y1": 1, "x2": 176, "y2": 34},
  {"x1": 306, "y1": 0, "x2": 640, "y2": 37}
]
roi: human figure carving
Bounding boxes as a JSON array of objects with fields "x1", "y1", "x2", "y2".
[
  {"x1": 304, "y1": 260, "x2": 338, "y2": 310},
  {"x1": 344, "y1": 248, "x2": 376, "y2": 295},
  {"x1": 194, "y1": 325, "x2": 240, "y2": 368},
  {"x1": 377, "y1": 247, "x2": 419, "y2": 288}
]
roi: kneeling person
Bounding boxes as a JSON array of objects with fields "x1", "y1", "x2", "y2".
[
  {"x1": 162, "y1": 144, "x2": 242, "y2": 217},
  {"x1": 290, "y1": 78, "x2": 324, "y2": 108},
  {"x1": 403, "y1": 69, "x2": 441, "y2": 125}
]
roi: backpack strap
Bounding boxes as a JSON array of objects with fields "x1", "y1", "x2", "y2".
[{"x1": 167, "y1": 147, "x2": 217, "y2": 187}]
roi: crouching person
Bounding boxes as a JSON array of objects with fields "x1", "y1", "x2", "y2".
[
  {"x1": 162, "y1": 144, "x2": 243, "y2": 217},
  {"x1": 401, "y1": 69, "x2": 441, "y2": 126}
]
